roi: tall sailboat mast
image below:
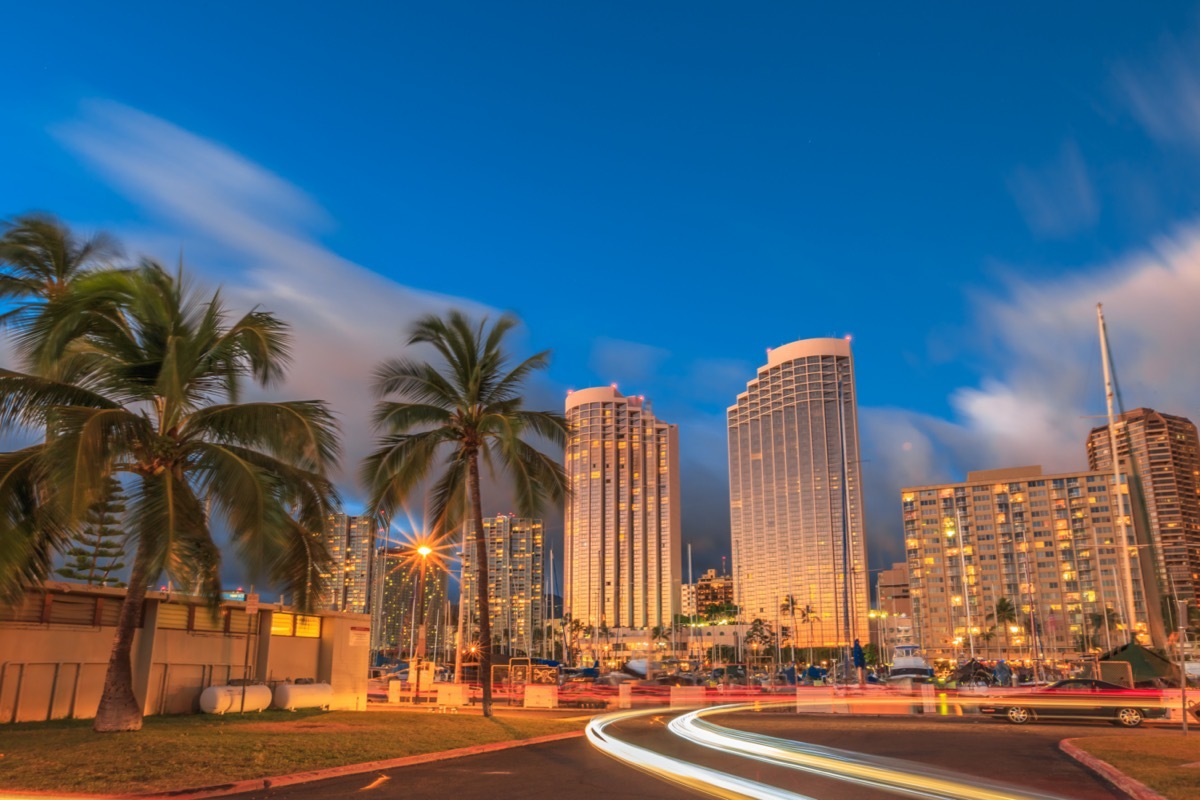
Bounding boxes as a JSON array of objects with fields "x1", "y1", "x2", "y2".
[{"x1": 1098, "y1": 303, "x2": 1140, "y2": 644}]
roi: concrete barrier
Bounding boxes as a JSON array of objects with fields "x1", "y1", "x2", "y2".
[
  {"x1": 670, "y1": 686, "x2": 706, "y2": 706},
  {"x1": 524, "y1": 685, "x2": 558, "y2": 709},
  {"x1": 437, "y1": 683, "x2": 470, "y2": 708}
]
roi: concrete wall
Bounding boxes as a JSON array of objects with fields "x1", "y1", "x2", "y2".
[{"x1": 0, "y1": 582, "x2": 369, "y2": 723}]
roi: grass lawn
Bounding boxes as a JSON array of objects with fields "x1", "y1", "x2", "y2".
[
  {"x1": 0, "y1": 709, "x2": 585, "y2": 796},
  {"x1": 1072, "y1": 733, "x2": 1200, "y2": 800}
]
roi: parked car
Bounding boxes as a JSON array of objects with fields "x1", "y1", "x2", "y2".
[{"x1": 979, "y1": 679, "x2": 1166, "y2": 727}]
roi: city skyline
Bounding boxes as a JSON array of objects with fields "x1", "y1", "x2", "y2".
[{"x1": 5, "y1": 5, "x2": 1200, "y2": 582}]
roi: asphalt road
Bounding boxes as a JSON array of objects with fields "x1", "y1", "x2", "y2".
[{"x1": 231, "y1": 711, "x2": 1141, "y2": 800}]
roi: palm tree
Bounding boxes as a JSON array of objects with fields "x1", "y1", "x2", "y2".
[
  {"x1": 987, "y1": 597, "x2": 1018, "y2": 657},
  {"x1": 361, "y1": 311, "x2": 567, "y2": 717},
  {"x1": 1090, "y1": 607, "x2": 1121, "y2": 652},
  {"x1": 797, "y1": 604, "x2": 820, "y2": 665},
  {"x1": 0, "y1": 262, "x2": 341, "y2": 732},
  {"x1": 780, "y1": 595, "x2": 801, "y2": 664},
  {"x1": 0, "y1": 212, "x2": 121, "y2": 370},
  {"x1": 979, "y1": 625, "x2": 997, "y2": 660}
]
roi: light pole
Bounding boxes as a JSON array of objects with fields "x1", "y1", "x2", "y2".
[
  {"x1": 947, "y1": 509, "x2": 976, "y2": 661},
  {"x1": 413, "y1": 544, "x2": 432, "y2": 703}
]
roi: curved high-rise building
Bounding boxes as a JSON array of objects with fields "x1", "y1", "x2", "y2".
[
  {"x1": 728, "y1": 338, "x2": 869, "y2": 648},
  {"x1": 564, "y1": 387, "x2": 680, "y2": 630}
]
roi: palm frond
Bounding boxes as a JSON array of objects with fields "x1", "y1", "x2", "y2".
[
  {"x1": 371, "y1": 358, "x2": 458, "y2": 407},
  {"x1": 370, "y1": 401, "x2": 452, "y2": 434},
  {"x1": 493, "y1": 436, "x2": 568, "y2": 520},
  {"x1": 128, "y1": 469, "x2": 215, "y2": 599},
  {"x1": 359, "y1": 430, "x2": 451, "y2": 518},
  {"x1": 185, "y1": 401, "x2": 341, "y2": 472},
  {"x1": 0, "y1": 445, "x2": 75, "y2": 601},
  {"x1": 0, "y1": 369, "x2": 119, "y2": 428},
  {"x1": 43, "y1": 406, "x2": 150, "y2": 519}
]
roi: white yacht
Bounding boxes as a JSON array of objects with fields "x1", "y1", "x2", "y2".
[{"x1": 886, "y1": 643, "x2": 934, "y2": 685}]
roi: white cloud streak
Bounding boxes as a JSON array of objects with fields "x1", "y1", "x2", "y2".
[
  {"x1": 1008, "y1": 140, "x2": 1098, "y2": 237},
  {"x1": 54, "y1": 100, "x2": 496, "y2": 503}
]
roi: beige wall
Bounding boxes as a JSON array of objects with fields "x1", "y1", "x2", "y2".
[{"x1": 0, "y1": 583, "x2": 368, "y2": 723}]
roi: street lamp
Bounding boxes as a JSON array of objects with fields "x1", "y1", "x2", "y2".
[{"x1": 413, "y1": 543, "x2": 433, "y2": 704}]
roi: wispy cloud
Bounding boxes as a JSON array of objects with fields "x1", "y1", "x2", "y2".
[
  {"x1": 54, "y1": 100, "x2": 497, "y2": 503},
  {"x1": 1116, "y1": 25, "x2": 1200, "y2": 148},
  {"x1": 588, "y1": 337, "x2": 670, "y2": 387},
  {"x1": 1008, "y1": 140, "x2": 1098, "y2": 237},
  {"x1": 862, "y1": 225, "x2": 1200, "y2": 564}
]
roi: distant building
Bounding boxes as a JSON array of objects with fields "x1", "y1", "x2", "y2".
[
  {"x1": 877, "y1": 562, "x2": 911, "y2": 617},
  {"x1": 461, "y1": 515, "x2": 545, "y2": 656},
  {"x1": 369, "y1": 545, "x2": 449, "y2": 659},
  {"x1": 902, "y1": 466, "x2": 1150, "y2": 659},
  {"x1": 1087, "y1": 408, "x2": 1200, "y2": 605},
  {"x1": 872, "y1": 562, "x2": 913, "y2": 651},
  {"x1": 729, "y1": 338, "x2": 869, "y2": 647},
  {"x1": 321, "y1": 514, "x2": 376, "y2": 614},
  {"x1": 564, "y1": 387, "x2": 681, "y2": 630},
  {"x1": 695, "y1": 569, "x2": 735, "y2": 617},
  {"x1": 680, "y1": 582, "x2": 697, "y2": 620}
]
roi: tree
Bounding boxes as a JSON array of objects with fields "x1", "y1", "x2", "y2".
[
  {"x1": 705, "y1": 602, "x2": 739, "y2": 624},
  {"x1": 796, "y1": 603, "x2": 820, "y2": 664},
  {"x1": 0, "y1": 212, "x2": 121, "y2": 370},
  {"x1": 0, "y1": 261, "x2": 341, "y2": 732},
  {"x1": 979, "y1": 625, "x2": 997, "y2": 660},
  {"x1": 54, "y1": 476, "x2": 127, "y2": 587},
  {"x1": 745, "y1": 618, "x2": 773, "y2": 666},
  {"x1": 1090, "y1": 607, "x2": 1121, "y2": 652},
  {"x1": 361, "y1": 311, "x2": 567, "y2": 717},
  {"x1": 987, "y1": 597, "x2": 1017, "y2": 656}
]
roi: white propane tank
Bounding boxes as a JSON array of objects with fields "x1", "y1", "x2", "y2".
[
  {"x1": 199, "y1": 684, "x2": 273, "y2": 714},
  {"x1": 273, "y1": 682, "x2": 333, "y2": 711}
]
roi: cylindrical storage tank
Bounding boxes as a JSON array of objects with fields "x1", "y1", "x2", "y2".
[
  {"x1": 199, "y1": 684, "x2": 273, "y2": 714},
  {"x1": 273, "y1": 682, "x2": 333, "y2": 711}
]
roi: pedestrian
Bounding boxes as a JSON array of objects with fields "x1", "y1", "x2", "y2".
[{"x1": 852, "y1": 639, "x2": 866, "y2": 686}]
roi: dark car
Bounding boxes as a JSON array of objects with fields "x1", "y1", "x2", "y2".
[{"x1": 979, "y1": 679, "x2": 1166, "y2": 727}]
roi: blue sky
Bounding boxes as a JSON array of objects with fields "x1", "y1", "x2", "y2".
[{"x1": 6, "y1": 3, "x2": 1200, "y2": 588}]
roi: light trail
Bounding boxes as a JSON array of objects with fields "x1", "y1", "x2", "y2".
[
  {"x1": 669, "y1": 704, "x2": 1068, "y2": 800},
  {"x1": 585, "y1": 707, "x2": 816, "y2": 800}
]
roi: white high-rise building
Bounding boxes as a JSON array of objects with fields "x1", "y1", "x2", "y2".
[
  {"x1": 728, "y1": 338, "x2": 870, "y2": 647},
  {"x1": 461, "y1": 515, "x2": 545, "y2": 656},
  {"x1": 564, "y1": 387, "x2": 681, "y2": 630}
]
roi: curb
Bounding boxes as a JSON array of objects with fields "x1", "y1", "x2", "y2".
[
  {"x1": 1059, "y1": 739, "x2": 1168, "y2": 800},
  {"x1": 135, "y1": 730, "x2": 585, "y2": 800}
]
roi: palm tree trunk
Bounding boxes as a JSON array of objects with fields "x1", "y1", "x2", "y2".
[
  {"x1": 467, "y1": 453, "x2": 493, "y2": 717},
  {"x1": 93, "y1": 536, "x2": 152, "y2": 732}
]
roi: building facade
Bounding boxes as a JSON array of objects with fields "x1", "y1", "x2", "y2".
[
  {"x1": 461, "y1": 514, "x2": 545, "y2": 656},
  {"x1": 902, "y1": 466, "x2": 1150, "y2": 659},
  {"x1": 876, "y1": 562, "x2": 912, "y2": 616},
  {"x1": 321, "y1": 514, "x2": 376, "y2": 614},
  {"x1": 728, "y1": 337, "x2": 870, "y2": 647},
  {"x1": 564, "y1": 386, "x2": 681, "y2": 630},
  {"x1": 1087, "y1": 407, "x2": 1200, "y2": 605}
]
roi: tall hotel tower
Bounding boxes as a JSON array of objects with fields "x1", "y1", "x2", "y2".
[
  {"x1": 728, "y1": 338, "x2": 869, "y2": 647},
  {"x1": 1088, "y1": 408, "x2": 1200, "y2": 605},
  {"x1": 564, "y1": 387, "x2": 681, "y2": 630}
]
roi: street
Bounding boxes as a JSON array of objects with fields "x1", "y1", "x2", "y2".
[{"x1": 230, "y1": 709, "x2": 1140, "y2": 799}]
